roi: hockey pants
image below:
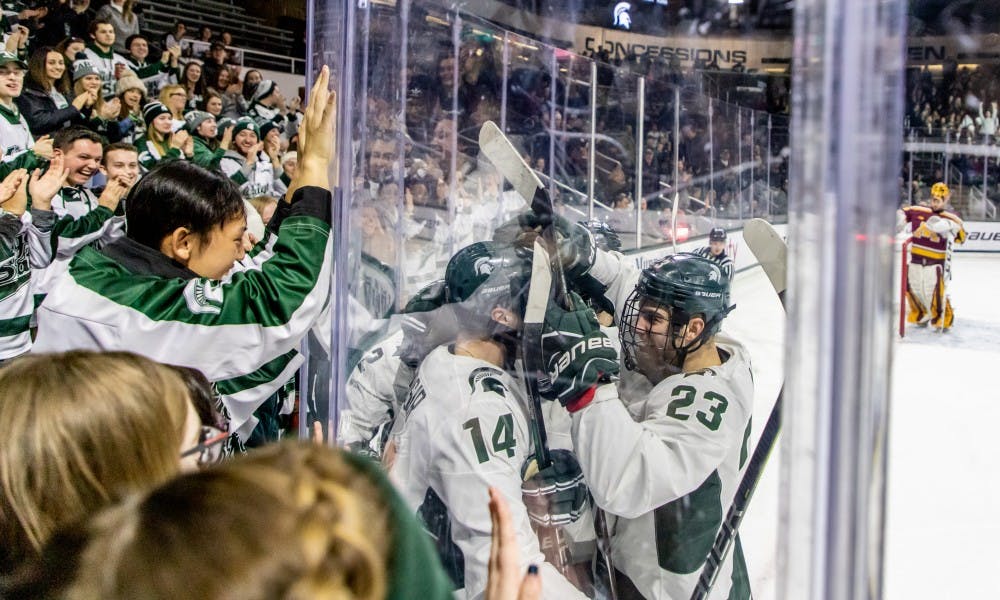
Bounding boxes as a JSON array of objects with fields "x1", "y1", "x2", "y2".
[{"x1": 906, "y1": 262, "x2": 954, "y2": 329}]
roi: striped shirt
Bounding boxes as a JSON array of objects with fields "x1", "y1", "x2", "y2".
[{"x1": 692, "y1": 246, "x2": 734, "y2": 281}]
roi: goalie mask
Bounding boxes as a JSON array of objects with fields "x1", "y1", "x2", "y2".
[{"x1": 620, "y1": 253, "x2": 735, "y2": 380}]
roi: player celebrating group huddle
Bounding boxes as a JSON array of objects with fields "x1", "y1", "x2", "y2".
[
  {"x1": 539, "y1": 240, "x2": 753, "y2": 599},
  {"x1": 898, "y1": 182, "x2": 967, "y2": 331},
  {"x1": 387, "y1": 241, "x2": 586, "y2": 599}
]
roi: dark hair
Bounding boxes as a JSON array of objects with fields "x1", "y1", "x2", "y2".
[
  {"x1": 26, "y1": 46, "x2": 63, "y2": 94},
  {"x1": 241, "y1": 70, "x2": 262, "y2": 100},
  {"x1": 88, "y1": 18, "x2": 113, "y2": 39},
  {"x1": 182, "y1": 62, "x2": 205, "y2": 97},
  {"x1": 53, "y1": 127, "x2": 106, "y2": 152},
  {"x1": 125, "y1": 161, "x2": 246, "y2": 249},
  {"x1": 102, "y1": 142, "x2": 138, "y2": 165},
  {"x1": 125, "y1": 34, "x2": 148, "y2": 51}
]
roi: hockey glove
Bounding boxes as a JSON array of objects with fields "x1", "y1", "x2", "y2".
[
  {"x1": 516, "y1": 212, "x2": 597, "y2": 279},
  {"x1": 521, "y1": 449, "x2": 590, "y2": 527},
  {"x1": 541, "y1": 296, "x2": 619, "y2": 411}
]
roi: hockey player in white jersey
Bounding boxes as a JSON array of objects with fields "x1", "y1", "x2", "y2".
[
  {"x1": 388, "y1": 241, "x2": 587, "y2": 600},
  {"x1": 692, "y1": 227, "x2": 734, "y2": 281},
  {"x1": 539, "y1": 247, "x2": 753, "y2": 599}
]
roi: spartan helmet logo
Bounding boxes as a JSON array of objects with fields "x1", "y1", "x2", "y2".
[
  {"x1": 473, "y1": 256, "x2": 496, "y2": 277},
  {"x1": 613, "y1": 2, "x2": 632, "y2": 29},
  {"x1": 708, "y1": 269, "x2": 721, "y2": 283}
]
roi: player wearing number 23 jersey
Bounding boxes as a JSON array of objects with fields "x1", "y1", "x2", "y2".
[{"x1": 540, "y1": 246, "x2": 754, "y2": 599}]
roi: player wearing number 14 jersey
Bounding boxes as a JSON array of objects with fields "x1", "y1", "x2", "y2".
[
  {"x1": 388, "y1": 242, "x2": 585, "y2": 600},
  {"x1": 539, "y1": 247, "x2": 753, "y2": 599}
]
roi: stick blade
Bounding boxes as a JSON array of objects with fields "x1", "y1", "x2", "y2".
[
  {"x1": 479, "y1": 121, "x2": 543, "y2": 204},
  {"x1": 524, "y1": 239, "x2": 551, "y2": 326},
  {"x1": 743, "y1": 218, "x2": 787, "y2": 296}
]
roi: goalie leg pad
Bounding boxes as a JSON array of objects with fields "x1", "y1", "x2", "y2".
[
  {"x1": 930, "y1": 265, "x2": 946, "y2": 328},
  {"x1": 908, "y1": 264, "x2": 936, "y2": 324}
]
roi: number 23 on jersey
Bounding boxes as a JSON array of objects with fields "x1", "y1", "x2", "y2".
[{"x1": 665, "y1": 384, "x2": 729, "y2": 431}]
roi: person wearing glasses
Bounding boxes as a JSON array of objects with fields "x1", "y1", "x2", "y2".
[
  {"x1": 158, "y1": 83, "x2": 188, "y2": 120},
  {"x1": 0, "y1": 351, "x2": 210, "y2": 574}
]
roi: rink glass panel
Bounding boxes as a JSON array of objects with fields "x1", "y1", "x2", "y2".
[{"x1": 305, "y1": 1, "x2": 797, "y2": 598}]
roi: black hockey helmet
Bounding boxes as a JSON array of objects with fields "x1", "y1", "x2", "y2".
[
  {"x1": 403, "y1": 279, "x2": 449, "y2": 314},
  {"x1": 709, "y1": 227, "x2": 727, "y2": 242},
  {"x1": 620, "y1": 253, "x2": 735, "y2": 376}
]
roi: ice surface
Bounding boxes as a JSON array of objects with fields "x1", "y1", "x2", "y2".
[{"x1": 719, "y1": 251, "x2": 1000, "y2": 599}]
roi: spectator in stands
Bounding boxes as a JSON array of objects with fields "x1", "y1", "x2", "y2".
[
  {"x1": 125, "y1": 33, "x2": 180, "y2": 99},
  {"x1": 202, "y1": 41, "x2": 229, "y2": 93},
  {"x1": 115, "y1": 70, "x2": 146, "y2": 142},
  {"x1": 220, "y1": 30, "x2": 241, "y2": 64},
  {"x1": 201, "y1": 88, "x2": 223, "y2": 117},
  {"x1": 220, "y1": 116, "x2": 276, "y2": 198},
  {"x1": 978, "y1": 100, "x2": 997, "y2": 143},
  {"x1": 34, "y1": 1, "x2": 86, "y2": 48},
  {"x1": 49, "y1": 127, "x2": 114, "y2": 218},
  {"x1": 78, "y1": 18, "x2": 130, "y2": 99},
  {"x1": 56, "y1": 36, "x2": 86, "y2": 64},
  {"x1": 3, "y1": 442, "x2": 455, "y2": 600},
  {"x1": 98, "y1": 142, "x2": 141, "y2": 197},
  {"x1": 248, "y1": 194, "x2": 278, "y2": 225},
  {"x1": 197, "y1": 25, "x2": 213, "y2": 45},
  {"x1": 247, "y1": 79, "x2": 288, "y2": 134},
  {"x1": 72, "y1": 60, "x2": 125, "y2": 142},
  {"x1": 185, "y1": 109, "x2": 230, "y2": 170},
  {"x1": 135, "y1": 101, "x2": 192, "y2": 172},
  {"x1": 272, "y1": 150, "x2": 295, "y2": 196},
  {"x1": 0, "y1": 351, "x2": 204, "y2": 573},
  {"x1": 164, "y1": 20, "x2": 187, "y2": 52},
  {"x1": 181, "y1": 61, "x2": 205, "y2": 112},
  {"x1": 30, "y1": 68, "x2": 337, "y2": 446},
  {"x1": 159, "y1": 83, "x2": 187, "y2": 119},
  {"x1": 17, "y1": 47, "x2": 91, "y2": 137},
  {"x1": 241, "y1": 67, "x2": 262, "y2": 104},
  {"x1": 95, "y1": 0, "x2": 140, "y2": 54},
  {"x1": 0, "y1": 51, "x2": 43, "y2": 170}
]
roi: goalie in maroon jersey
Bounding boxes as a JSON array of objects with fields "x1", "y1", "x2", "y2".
[{"x1": 898, "y1": 182, "x2": 967, "y2": 331}]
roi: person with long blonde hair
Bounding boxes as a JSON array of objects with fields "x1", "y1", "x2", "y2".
[
  {"x1": 2, "y1": 441, "x2": 455, "y2": 599},
  {"x1": 0, "y1": 351, "x2": 204, "y2": 573},
  {"x1": 159, "y1": 82, "x2": 187, "y2": 119}
]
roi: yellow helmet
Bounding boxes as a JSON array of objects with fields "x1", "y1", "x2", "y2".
[{"x1": 931, "y1": 182, "x2": 950, "y2": 199}]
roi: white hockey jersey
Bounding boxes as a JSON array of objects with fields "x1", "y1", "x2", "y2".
[
  {"x1": 578, "y1": 248, "x2": 754, "y2": 599},
  {"x1": 389, "y1": 345, "x2": 586, "y2": 600}
]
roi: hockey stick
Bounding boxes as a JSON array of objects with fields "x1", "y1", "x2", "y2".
[
  {"x1": 481, "y1": 123, "x2": 616, "y2": 592},
  {"x1": 690, "y1": 218, "x2": 787, "y2": 600},
  {"x1": 480, "y1": 121, "x2": 556, "y2": 470}
]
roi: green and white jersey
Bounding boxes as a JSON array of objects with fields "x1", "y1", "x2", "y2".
[
  {"x1": 51, "y1": 186, "x2": 99, "y2": 219},
  {"x1": 388, "y1": 345, "x2": 586, "y2": 600},
  {"x1": 220, "y1": 150, "x2": 276, "y2": 199},
  {"x1": 135, "y1": 135, "x2": 183, "y2": 173},
  {"x1": 33, "y1": 187, "x2": 333, "y2": 438},
  {"x1": 0, "y1": 102, "x2": 33, "y2": 164},
  {"x1": 0, "y1": 209, "x2": 55, "y2": 359},
  {"x1": 248, "y1": 102, "x2": 286, "y2": 134},
  {"x1": 575, "y1": 249, "x2": 753, "y2": 599},
  {"x1": 78, "y1": 45, "x2": 131, "y2": 99}
]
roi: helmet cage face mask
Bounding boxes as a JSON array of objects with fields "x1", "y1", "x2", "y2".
[{"x1": 619, "y1": 288, "x2": 695, "y2": 379}]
